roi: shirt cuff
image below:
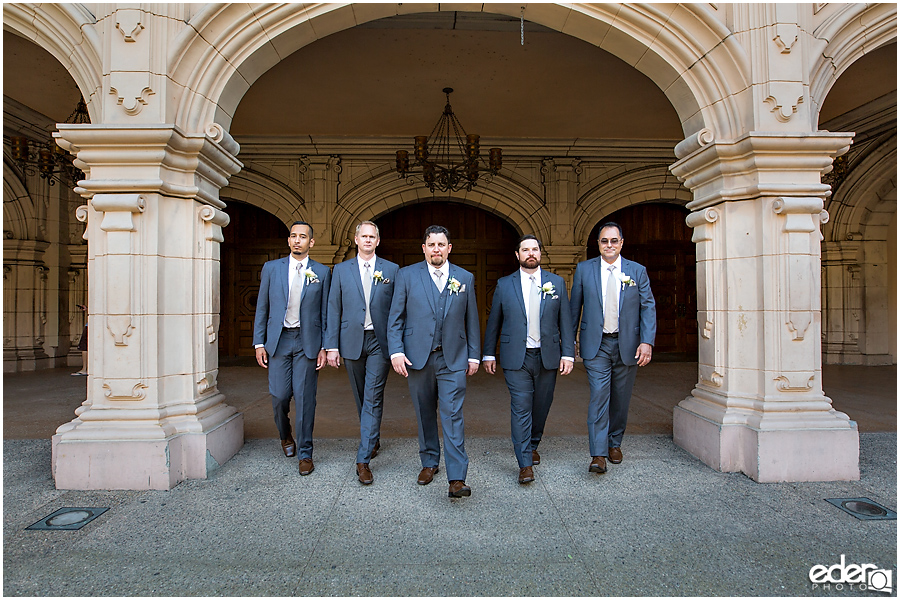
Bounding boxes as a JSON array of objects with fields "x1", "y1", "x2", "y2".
[
  {"x1": 561, "y1": 356, "x2": 574, "y2": 362},
  {"x1": 325, "y1": 348, "x2": 338, "y2": 352},
  {"x1": 468, "y1": 358, "x2": 480, "y2": 364},
  {"x1": 482, "y1": 356, "x2": 496, "y2": 362},
  {"x1": 390, "y1": 352, "x2": 406, "y2": 360},
  {"x1": 254, "y1": 344, "x2": 264, "y2": 349}
]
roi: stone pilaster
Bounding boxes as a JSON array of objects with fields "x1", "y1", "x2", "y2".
[
  {"x1": 301, "y1": 155, "x2": 342, "y2": 266},
  {"x1": 670, "y1": 131, "x2": 859, "y2": 482},
  {"x1": 3, "y1": 240, "x2": 52, "y2": 372},
  {"x1": 50, "y1": 124, "x2": 244, "y2": 490}
]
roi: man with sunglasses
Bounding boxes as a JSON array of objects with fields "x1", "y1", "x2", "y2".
[{"x1": 570, "y1": 222, "x2": 656, "y2": 475}]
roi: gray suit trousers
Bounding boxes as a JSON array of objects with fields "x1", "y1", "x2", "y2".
[
  {"x1": 268, "y1": 327, "x2": 319, "y2": 460},
  {"x1": 582, "y1": 335, "x2": 637, "y2": 457},
  {"x1": 503, "y1": 348, "x2": 558, "y2": 467},
  {"x1": 344, "y1": 330, "x2": 389, "y2": 463},
  {"x1": 407, "y1": 349, "x2": 469, "y2": 482}
]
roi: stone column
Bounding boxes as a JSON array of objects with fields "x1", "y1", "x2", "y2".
[
  {"x1": 50, "y1": 124, "x2": 244, "y2": 490},
  {"x1": 670, "y1": 132, "x2": 859, "y2": 482},
  {"x1": 301, "y1": 155, "x2": 342, "y2": 266},
  {"x1": 542, "y1": 158, "x2": 583, "y2": 287},
  {"x1": 3, "y1": 240, "x2": 51, "y2": 372}
]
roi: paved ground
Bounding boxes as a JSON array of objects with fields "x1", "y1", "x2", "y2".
[
  {"x1": 3, "y1": 434, "x2": 896, "y2": 596},
  {"x1": 3, "y1": 361, "x2": 896, "y2": 596}
]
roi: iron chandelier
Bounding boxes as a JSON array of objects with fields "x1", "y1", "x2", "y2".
[{"x1": 395, "y1": 88, "x2": 502, "y2": 193}]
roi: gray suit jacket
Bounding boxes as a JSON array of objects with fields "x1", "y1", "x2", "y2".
[
  {"x1": 387, "y1": 261, "x2": 481, "y2": 371},
  {"x1": 483, "y1": 270, "x2": 575, "y2": 371},
  {"x1": 570, "y1": 257, "x2": 656, "y2": 364},
  {"x1": 253, "y1": 256, "x2": 331, "y2": 359},
  {"x1": 324, "y1": 256, "x2": 399, "y2": 360}
]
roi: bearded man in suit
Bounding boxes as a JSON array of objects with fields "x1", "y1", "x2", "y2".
[
  {"x1": 253, "y1": 221, "x2": 331, "y2": 476},
  {"x1": 483, "y1": 235, "x2": 575, "y2": 484},
  {"x1": 325, "y1": 221, "x2": 399, "y2": 485},
  {"x1": 388, "y1": 225, "x2": 480, "y2": 499},
  {"x1": 570, "y1": 222, "x2": 656, "y2": 474}
]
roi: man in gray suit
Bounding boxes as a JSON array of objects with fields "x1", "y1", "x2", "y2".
[
  {"x1": 325, "y1": 221, "x2": 399, "y2": 486},
  {"x1": 571, "y1": 221, "x2": 656, "y2": 474},
  {"x1": 253, "y1": 221, "x2": 331, "y2": 476},
  {"x1": 483, "y1": 235, "x2": 575, "y2": 484},
  {"x1": 388, "y1": 225, "x2": 480, "y2": 499}
]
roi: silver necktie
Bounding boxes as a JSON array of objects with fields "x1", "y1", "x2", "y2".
[
  {"x1": 285, "y1": 264, "x2": 303, "y2": 327},
  {"x1": 528, "y1": 274, "x2": 540, "y2": 345},
  {"x1": 363, "y1": 262, "x2": 373, "y2": 329},
  {"x1": 604, "y1": 265, "x2": 618, "y2": 333}
]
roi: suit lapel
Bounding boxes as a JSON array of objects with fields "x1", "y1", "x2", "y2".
[
  {"x1": 594, "y1": 258, "x2": 605, "y2": 312},
  {"x1": 419, "y1": 262, "x2": 437, "y2": 313},
  {"x1": 513, "y1": 273, "x2": 527, "y2": 319},
  {"x1": 352, "y1": 258, "x2": 365, "y2": 301},
  {"x1": 280, "y1": 257, "x2": 291, "y2": 302},
  {"x1": 538, "y1": 270, "x2": 548, "y2": 319},
  {"x1": 444, "y1": 264, "x2": 456, "y2": 317}
]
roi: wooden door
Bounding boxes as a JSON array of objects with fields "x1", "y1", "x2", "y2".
[
  {"x1": 375, "y1": 200, "x2": 520, "y2": 336},
  {"x1": 220, "y1": 202, "x2": 289, "y2": 357},
  {"x1": 587, "y1": 203, "x2": 698, "y2": 356}
]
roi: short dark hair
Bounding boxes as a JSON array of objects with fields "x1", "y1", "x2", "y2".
[
  {"x1": 423, "y1": 225, "x2": 451, "y2": 244},
  {"x1": 291, "y1": 221, "x2": 314, "y2": 238},
  {"x1": 516, "y1": 234, "x2": 543, "y2": 252},
  {"x1": 598, "y1": 221, "x2": 623, "y2": 239}
]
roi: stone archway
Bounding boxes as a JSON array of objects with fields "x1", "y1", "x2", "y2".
[
  {"x1": 219, "y1": 200, "x2": 289, "y2": 357},
  {"x1": 374, "y1": 200, "x2": 520, "y2": 335}
]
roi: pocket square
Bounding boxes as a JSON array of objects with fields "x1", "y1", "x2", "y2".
[{"x1": 460, "y1": 284, "x2": 466, "y2": 292}]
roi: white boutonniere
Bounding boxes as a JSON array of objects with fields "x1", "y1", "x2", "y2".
[
  {"x1": 372, "y1": 270, "x2": 389, "y2": 285},
  {"x1": 447, "y1": 277, "x2": 462, "y2": 295},
  {"x1": 303, "y1": 268, "x2": 319, "y2": 285},
  {"x1": 539, "y1": 282, "x2": 558, "y2": 300},
  {"x1": 617, "y1": 272, "x2": 636, "y2": 290}
]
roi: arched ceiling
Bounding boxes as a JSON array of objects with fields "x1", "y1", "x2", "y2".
[
  {"x1": 231, "y1": 12, "x2": 683, "y2": 140},
  {"x1": 819, "y1": 41, "x2": 897, "y2": 124},
  {"x1": 3, "y1": 30, "x2": 81, "y2": 122}
]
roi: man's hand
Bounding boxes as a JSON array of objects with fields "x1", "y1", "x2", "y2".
[
  {"x1": 466, "y1": 361, "x2": 479, "y2": 376},
  {"x1": 636, "y1": 343, "x2": 652, "y2": 367},
  {"x1": 392, "y1": 354, "x2": 411, "y2": 378},
  {"x1": 326, "y1": 350, "x2": 341, "y2": 368},
  {"x1": 255, "y1": 347, "x2": 268, "y2": 369},
  {"x1": 559, "y1": 358, "x2": 574, "y2": 375},
  {"x1": 316, "y1": 349, "x2": 327, "y2": 370},
  {"x1": 483, "y1": 359, "x2": 496, "y2": 375}
]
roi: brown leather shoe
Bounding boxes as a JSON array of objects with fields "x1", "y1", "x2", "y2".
[
  {"x1": 532, "y1": 449, "x2": 541, "y2": 465},
  {"x1": 371, "y1": 440, "x2": 380, "y2": 459},
  {"x1": 281, "y1": 438, "x2": 296, "y2": 458},
  {"x1": 448, "y1": 480, "x2": 471, "y2": 497},
  {"x1": 518, "y1": 466, "x2": 535, "y2": 484},
  {"x1": 589, "y1": 456, "x2": 607, "y2": 473},
  {"x1": 356, "y1": 462, "x2": 373, "y2": 485},
  {"x1": 608, "y1": 446, "x2": 623, "y2": 464},
  {"x1": 417, "y1": 466, "x2": 439, "y2": 485},
  {"x1": 298, "y1": 458, "x2": 315, "y2": 476}
]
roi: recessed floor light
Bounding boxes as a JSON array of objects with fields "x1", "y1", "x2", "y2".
[
  {"x1": 26, "y1": 507, "x2": 109, "y2": 531},
  {"x1": 825, "y1": 498, "x2": 896, "y2": 521}
]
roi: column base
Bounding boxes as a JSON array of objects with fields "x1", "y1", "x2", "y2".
[
  {"x1": 674, "y1": 399, "x2": 860, "y2": 482},
  {"x1": 51, "y1": 412, "x2": 244, "y2": 490}
]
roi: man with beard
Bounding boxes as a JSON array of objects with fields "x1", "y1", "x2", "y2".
[
  {"x1": 253, "y1": 221, "x2": 331, "y2": 476},
  {"x1": 388, "y1": 225, "x2": 480, "y2": 499},
  {"x1": 325, "y1": 221, "x2": 399, "y2": 485},
  {"x1": 482, "y1": 235, "x2": 575, "y2": 484}
]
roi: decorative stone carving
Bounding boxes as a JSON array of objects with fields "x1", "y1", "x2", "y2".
[
  {"x1": 197, "y1": 370, "x2": 218, "y2": 394},
  {"x1": 109, "y1": 80, "x2": 155, "y2": 116},
  {"x1": 764, "y1": 82, "x2": 804, "y2": 122},
  {"x1": 773, "y1": 23, "x2": 799, "y2": 53},
  {"x1": 774, "y1": 373, "x2": 815, "y2": 392},
  {"x1": 91, "y1": 194, "x2": 145, "y2": 232},
  {"x1": 106, "y1": 316, "x2": 135, "y2": 346},
  {"x1": 674, "y1": 128, "x2": 715, "y2": 159},
  {"x1": 115, "y1": 9, "x2": 144, "y2": 42},
  {"x1": 103, "y1": 380, "x2": 148, "y2": 401}
]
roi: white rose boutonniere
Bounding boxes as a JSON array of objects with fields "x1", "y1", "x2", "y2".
[
  {"x1": 447, "y1": 277, "x2": 462, "y2": 295},
  {"x1": 617, "y1": 272, "x2": 636, "y2": 290},
  {"x1": 303, "y1": 268, "x2": 320, "y2": 285},
  {"x1": 539, "y1": 282, "x2": 558, "y2": 299},
  {"x1": 372, "y1": 270, "x2": 389, "y2": 285}
]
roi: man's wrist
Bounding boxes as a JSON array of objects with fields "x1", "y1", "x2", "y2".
[
  {"x1": 482, "y1": 356, "x2": 496, "y2": 362},
  {"x1": 468, "y1": 358, "x2": 480, "y2": 364},
  {"x1": 561, "y1": 356, "x2": 574, "y2": 362},
  {"x1": 390, "y1": 352, "x2": 405, "y2": 360}
]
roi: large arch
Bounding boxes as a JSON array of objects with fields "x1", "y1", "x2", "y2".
[
  {"x1": 223, "y1": 168, "x2": 307, "y2": 228},
  {"x1": 809, "y1": 3, "x2": 898, "y2": 128},
  {"x1": 2, "y1": 162, "x2": 36, "y2": 241},
  {"x1": 2, "y1": 3, "x2": 102, "y2": 120},
  {"x1": 332, "y1": 169, "x2": 548, "y2": 259},
  {"x1": 171, "y1": 3, "x2": 749, "y2": 140},
  {"x1": 574, "y1": 165, "x2": 691, "y2": 246}
]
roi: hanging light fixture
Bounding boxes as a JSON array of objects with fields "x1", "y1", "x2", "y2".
[
  {"x1": 8, "y1": 96, "x2": 90, "y2": 186},
  {"x1": 396, "y1": 88, "x2": 502, "y2": 193}
]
